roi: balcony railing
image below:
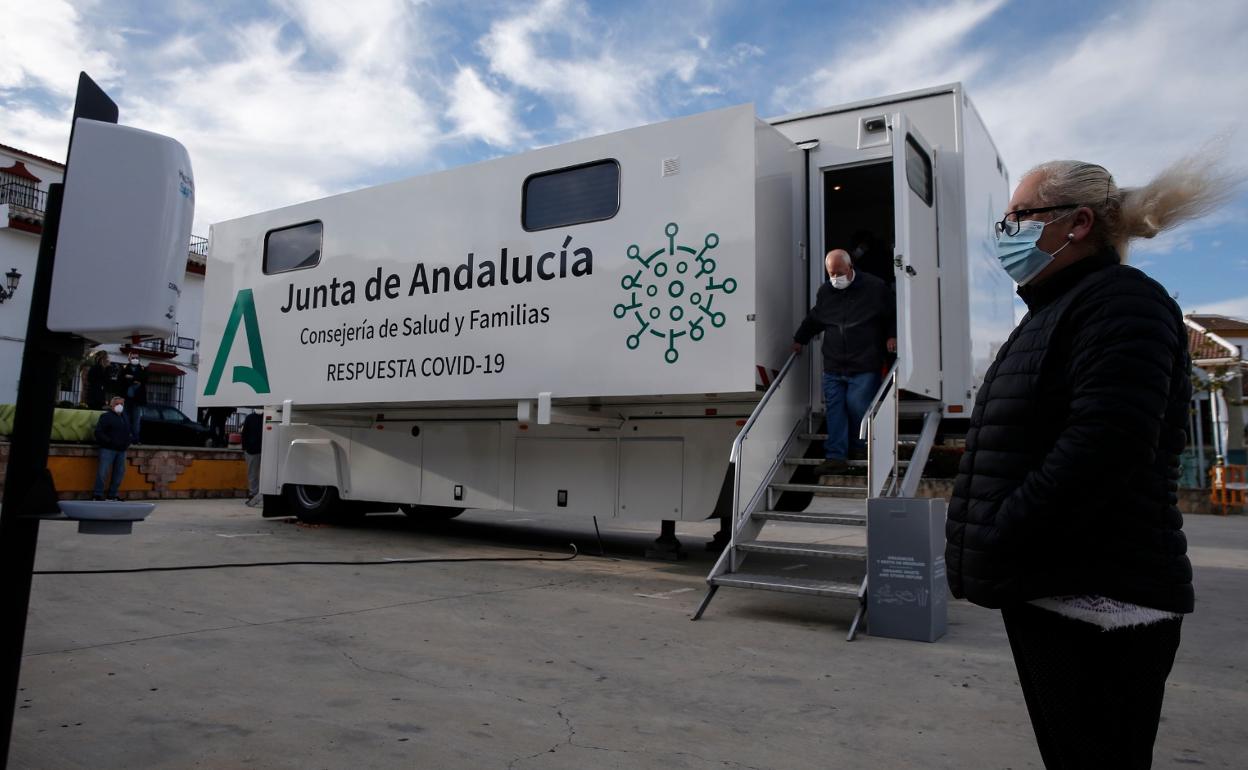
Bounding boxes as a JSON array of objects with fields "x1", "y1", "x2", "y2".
[
  {"x1": 0, "y1": 182, "x2": 47, "y2": 217},
  {"x1": 189, "y1": 234, "x2": 208, "y2": 258},
  {"x1": 129, "y1": 323, "x2": 196, "y2": 357}
]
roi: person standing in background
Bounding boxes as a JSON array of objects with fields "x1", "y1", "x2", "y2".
[
  {"x1": 119, "y1": 354, "x2": 147, "y2": 443},
  {"x1": 84, "y1": 351, "x2": 114, "y2": 410},
  {"x1": 208, "y1": 406, "x2": 235, "y2": 447},
  {"x1": 92, "y1": 396, "x2": 131, "y2": 500},
  {"x1": 241, "y1": 408, "x2": 264, "y2": 506}
]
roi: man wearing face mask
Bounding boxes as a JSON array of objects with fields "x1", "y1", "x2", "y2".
[
  {"x1": 119, "y1": 354, "x2": 148, "y2": 444},
  {"x1": 792, "y1": 249, "x2": 896, "y2": 475},
  {"x1": 92, "y1": 396, "x2": 132, "y2": 501}
]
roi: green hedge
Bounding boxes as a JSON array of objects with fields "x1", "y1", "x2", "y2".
[{"x1": 0, "y1": 404, "x2": 102, "y2": 443}]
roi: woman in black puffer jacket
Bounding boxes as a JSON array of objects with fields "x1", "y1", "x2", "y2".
[{"x1": 946, "y1": 155, "x2": 1237, "y2": 769}]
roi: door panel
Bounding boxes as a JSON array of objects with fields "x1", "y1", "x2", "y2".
[
  {"x1": 618, "y1": 439, "x2": 683, "y2": 519},
  {"x1": 890, "y1": 114, "x2": 941, "y2": 398},
  {"x1": 514, "y1": 438, "x2": 617, "y2": 516}
]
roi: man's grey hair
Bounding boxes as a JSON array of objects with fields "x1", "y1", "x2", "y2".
[{"x1": 825, "y1": 249, "x2": 853, "y2": 268}]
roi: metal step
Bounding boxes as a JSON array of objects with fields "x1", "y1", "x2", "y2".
[
  {"x1": 737, "y1": 541, "x2": 866, "y2": 560},
  {"x1": 752, "y1": 510, "x2": 866, "y2": 526},
  {"x1": 710, "y1": 572, "x2": 860, "y2": 599},
  {"x1": 800, "y1": 432, "x2": 920, "y2": 444},
  {"x1": 899, "y1": 400, "x2": 943, "y2": 415},
  {"x1": 783, "y1": 457, "x2": 909, "y2": 469},
  {"x1": 769, "y1": 482, "x2": 866, "y2": 498}
]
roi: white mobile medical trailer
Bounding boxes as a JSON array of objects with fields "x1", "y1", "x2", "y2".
[{"x1": 199, "y1": 84, "x2": 1011, "y2": 597}]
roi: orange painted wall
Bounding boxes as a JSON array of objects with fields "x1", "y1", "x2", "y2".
[
  {"x1": 48, "y1": 456, "x2": 154, "y2": 492},
  {"x1": 167, "y1": 459, "x2": 247, "y2": 490}
]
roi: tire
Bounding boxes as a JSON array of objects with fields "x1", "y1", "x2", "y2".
[
  {"x1": 284, "y1": 484, "x2": 345, "y2": 524},
  {"x1": 399, "y1": 504, "x2": 465, "y2": 520}
]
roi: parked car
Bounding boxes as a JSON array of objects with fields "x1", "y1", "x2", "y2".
[{"x1": 138, "y1": 404, "x2": 218, "y2": 447}]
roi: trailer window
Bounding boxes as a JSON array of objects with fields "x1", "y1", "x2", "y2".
[
  {"x1": 522, "y1": 160, "x2": 620, "y2": 231},
  {"x1": 263, "y1": 221, "x2": 323, "y2": 274},
  {"x1": 904, "y1": 136, "x2": 933, "y2": 206}
]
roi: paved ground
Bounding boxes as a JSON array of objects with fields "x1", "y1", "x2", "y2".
[{"x1": 10, "y1": 502, "x2": 1248, "y2": 769}]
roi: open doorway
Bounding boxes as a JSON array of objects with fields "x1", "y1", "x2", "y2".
[{"x1": 822, "y1": 162, "x2": 894, "y2": 287}]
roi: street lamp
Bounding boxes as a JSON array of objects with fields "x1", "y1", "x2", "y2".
[{"x1": 0, "y1": 268, "x2": 20, "y2": 303}]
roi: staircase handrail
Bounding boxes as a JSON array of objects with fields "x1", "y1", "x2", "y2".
[
  {"x1": 860, "y1": 362, "x2": 900, "y2": 497},
  {"x1": 730, "y1": 351, "x2": 803, "y2": 534},
  {"x1": 858, "y1": 361, "x2": 899, "y2": 442}
]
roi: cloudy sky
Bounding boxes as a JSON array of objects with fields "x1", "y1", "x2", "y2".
[{"x1": 2, "y1": 0, "x2": 1246, "y2": 316}]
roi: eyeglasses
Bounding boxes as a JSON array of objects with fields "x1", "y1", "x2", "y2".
[{"x1": 995, "y1": 204, "x2": 1082, "y2": 236}]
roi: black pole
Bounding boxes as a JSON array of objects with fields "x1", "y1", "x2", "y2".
[{"x1": 0, "y1": 72, "x2": 116, "y2": 769}]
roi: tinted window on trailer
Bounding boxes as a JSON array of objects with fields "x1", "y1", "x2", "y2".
[
  {"x1": 904, "y1": 136, "x2": 933, "y2": 206},
  {"x1": 263, "y1": 221, "x2": 323, "y2": 274},
  {"x1": 522, "y1": 160, "x2": 620, "y2": 231}
]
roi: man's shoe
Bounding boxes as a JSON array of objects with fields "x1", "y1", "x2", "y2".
[
  {"x1": 91, "y1": 495, "x2": 104, "y2": 501},
  {"x1": 814, "y1": 458, "x2": 848, "y2": 476}
]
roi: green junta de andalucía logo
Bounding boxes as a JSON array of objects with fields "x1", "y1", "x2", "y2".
[
  {"x1": 204, "y1": 289, "x2": 271, "y2": 396},
  {"x1": 613, "y1": 222, "x2": 737, "y2": 364}
]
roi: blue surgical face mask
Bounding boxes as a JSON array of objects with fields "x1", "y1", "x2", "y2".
[{"x1": 995, "y1": 214, "x2": 1073, "y2": 285}]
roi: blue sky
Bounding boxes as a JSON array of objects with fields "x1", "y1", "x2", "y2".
[{"x1": 2, "y1": 0, "x2": 1246, "y2": 316}]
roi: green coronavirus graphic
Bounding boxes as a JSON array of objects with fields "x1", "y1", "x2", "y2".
[{"x1": 613, "y1": 222, "x2": 737, "y2": 364}]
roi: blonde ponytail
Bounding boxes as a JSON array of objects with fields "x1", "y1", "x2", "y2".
[{"x1": 1028, "y1": 145, "x2": 1241, "y2": 260}]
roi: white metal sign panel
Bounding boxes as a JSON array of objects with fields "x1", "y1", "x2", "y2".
[{"x1": 199, "y1": 106, "x2": 760, "y2": 406}]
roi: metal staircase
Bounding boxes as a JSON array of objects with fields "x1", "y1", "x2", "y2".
[{"x1": 692, "y1": 352, "x2": 942, "y2": 640}]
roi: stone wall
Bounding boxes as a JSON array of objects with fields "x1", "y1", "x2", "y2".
[{"x1": 0, "y1": 442, "x2": 247, "y2": 500}]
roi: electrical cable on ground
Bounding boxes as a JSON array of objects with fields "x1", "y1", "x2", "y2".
[{"x1": 32, "y1": 543, "x2": 578, "y2": 575}]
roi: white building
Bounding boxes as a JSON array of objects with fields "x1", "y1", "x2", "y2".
[{"x1": 0, "y1": 141, "x2": 206, "y2": 415}]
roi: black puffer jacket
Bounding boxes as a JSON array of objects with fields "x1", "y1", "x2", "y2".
[{"x1": 946, "y1": 250, "x2": 1193, "y2": 613}]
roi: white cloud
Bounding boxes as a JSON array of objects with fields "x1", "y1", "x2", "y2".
[
  {"x1": 775, "y1": 0, "x2": 1005, "y2": 111},
  {"x1": 479, "y1": 0, "x2": 718, "y2": 137},
  {"x1": 123, "y1": 13, "x2": 439, "y2": 230},
  {"x1": 776, "y1": 0, "x2": 1248, "y2": 262},
  {"x1": 480, "y1": 0, "x2": 651, "y2": 135},
  {"x1": 0, "y1": 0, "x2": 441, "y2": 232},
  {"x1": 0, "y1": 0, "x2": 120, "y2": 95},
  {"x1": 1190, "y1": 295, "x2": 1248, "y2": 320},
  {"x1": 447, "y1": 66, "x2": 521, "y2": 147},
  {"x1": 974, "y1": 0, "x2": 1248, "y2": 187}
]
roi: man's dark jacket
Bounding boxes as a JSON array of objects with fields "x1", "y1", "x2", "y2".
[
  {"x1": 85, "y1": 363, "x2": 113, "y2": 408},
  {"x1": 794, "y1": 271, "x2": 896, "y2": 374},
  {"x1": 95, "y1": 410, "x2": 133, "y2": 452},
  {"x1": 241, "y1": 412, "x2": 263, "y2": 455},
  {"x1": 946, "y1": 249, "x2": 1193, "y2": 614},
  {"x1": 120, "y1": 363, "x2": 147, "y2": 405}
]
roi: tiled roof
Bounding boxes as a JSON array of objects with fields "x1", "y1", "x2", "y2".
[
  {"x1": 1188, "y1": 314, "x2": 1248, "y2": 334},
  {"x1": 0, "y1": 142, "x2": 64, "y2": 169},
  {"x1": 1189, "y1": 327, "x2": 1232, "y2": 361}
]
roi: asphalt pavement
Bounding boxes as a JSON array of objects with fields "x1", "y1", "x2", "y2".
[{"x1": 10, "y1": 502, "x2": 1247, "y2": 769}]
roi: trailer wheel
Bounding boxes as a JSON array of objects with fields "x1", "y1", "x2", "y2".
[
  {"x1": 399, "y1": 504, "x2": 464, "y2": 520},
  {"x1": 285, "y1": 484, "x2": 344, "y2": 523}
]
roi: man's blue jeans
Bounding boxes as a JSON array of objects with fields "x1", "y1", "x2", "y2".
[
  {"x1": 822, "y1": 371, "x2": 882, "y2": 460},
  {"x1": 93, "y1": 448, "x2": 127, "y2": 498}
]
